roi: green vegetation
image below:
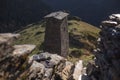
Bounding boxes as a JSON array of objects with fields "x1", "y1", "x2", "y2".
[
  {"x1": 15, "y1": 19, "x2": 100, "y2": 66},
  {"x1": 68, "y1": 20, "x2": 100, "y2": 65},
  {"x1": 15, "y1": 22, "x2": 45, "y2": 55}
]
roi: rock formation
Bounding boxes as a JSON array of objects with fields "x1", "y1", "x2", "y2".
[
  {"x1": 0, "y1": 33, "x2": 36, "y2": 80},
  {"x1": 0, "y1": 33, "x2": 83, "y2": 80},
  {"x1": 86, "y1": 14, "x2": 120, "y2": 80},
  {"x1": 24, "y1": 52, "x2": 83, "y2": 80}
]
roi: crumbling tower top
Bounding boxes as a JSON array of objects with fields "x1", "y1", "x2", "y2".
[{"x1": 45, "y1": 11, "x2": 69, "y2": 20}]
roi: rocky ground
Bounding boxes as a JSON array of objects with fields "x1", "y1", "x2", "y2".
[{"x1": 0, "y1": 33, "x2": 84, "y2": 80}]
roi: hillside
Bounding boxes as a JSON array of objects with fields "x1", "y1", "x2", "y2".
[{"x1": 15, "y1": 19, "x2": 100, "y2": 65}]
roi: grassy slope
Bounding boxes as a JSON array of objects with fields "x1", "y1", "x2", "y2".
[
  {"x1": 68, "y1": 20, "x2": 100, "y2": 65},
  {"x1": 15, "y1": 20, "x2": 100, "y2": 65}
]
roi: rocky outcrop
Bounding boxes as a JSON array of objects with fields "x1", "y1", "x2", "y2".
[
  {"x1": 0, "y1": 33, "x2": 84, "y2": 80},
  {"x1": 0, "y1": 33, "x2": 36, "y2": 80},
  {"x1": 26, "y1": 52, "x2": 83, "y2": 80},
  {"x1": 0, "y1": 33, "x2": 20, "y2": 61},
  {"x1": 86, "y1": 14, "x2": 120, "y2": 80}
]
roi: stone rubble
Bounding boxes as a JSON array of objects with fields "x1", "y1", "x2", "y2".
[
  {"x1": 27, "y1": 52, "x2": 83, "y2": 80},
  {"x1": 86, "y1": 14, "x2": 120, "y2": 80}
]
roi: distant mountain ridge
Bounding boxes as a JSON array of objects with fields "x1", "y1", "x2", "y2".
[{"x1": 42, "y1": 0, "x2": 120, "y2": 26}]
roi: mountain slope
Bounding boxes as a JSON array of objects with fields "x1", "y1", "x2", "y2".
[{"x1": 14, "y1": 19, "x2": 100, "y2": 65}]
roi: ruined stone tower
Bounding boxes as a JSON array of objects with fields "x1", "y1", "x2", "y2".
[{"x1": 44, "y1": 11, "x2": 69, "y2": 57}]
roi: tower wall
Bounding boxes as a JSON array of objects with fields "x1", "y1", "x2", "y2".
[{"x1": 44, "y1": 12, "x2": 69, "y2": 57}]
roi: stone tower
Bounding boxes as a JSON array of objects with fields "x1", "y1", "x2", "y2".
[{"x1": 44, "y1": 11, "x2": 69, "y2": 57}]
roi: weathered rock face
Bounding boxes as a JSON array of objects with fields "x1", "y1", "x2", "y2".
[{"x1": 87, "y1": 14, "x2": 120, "y2": 80}]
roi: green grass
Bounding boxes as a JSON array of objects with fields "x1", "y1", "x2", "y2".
[
  {"x1": 68, "y1": 20, "x2": 100, "y2": 65},
  {"x1": 14, "y1": 19, "x2": 101, "y2": 66},
  {"x1": 14, "y1": 22, "x2": 45, "y2": 55}
]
